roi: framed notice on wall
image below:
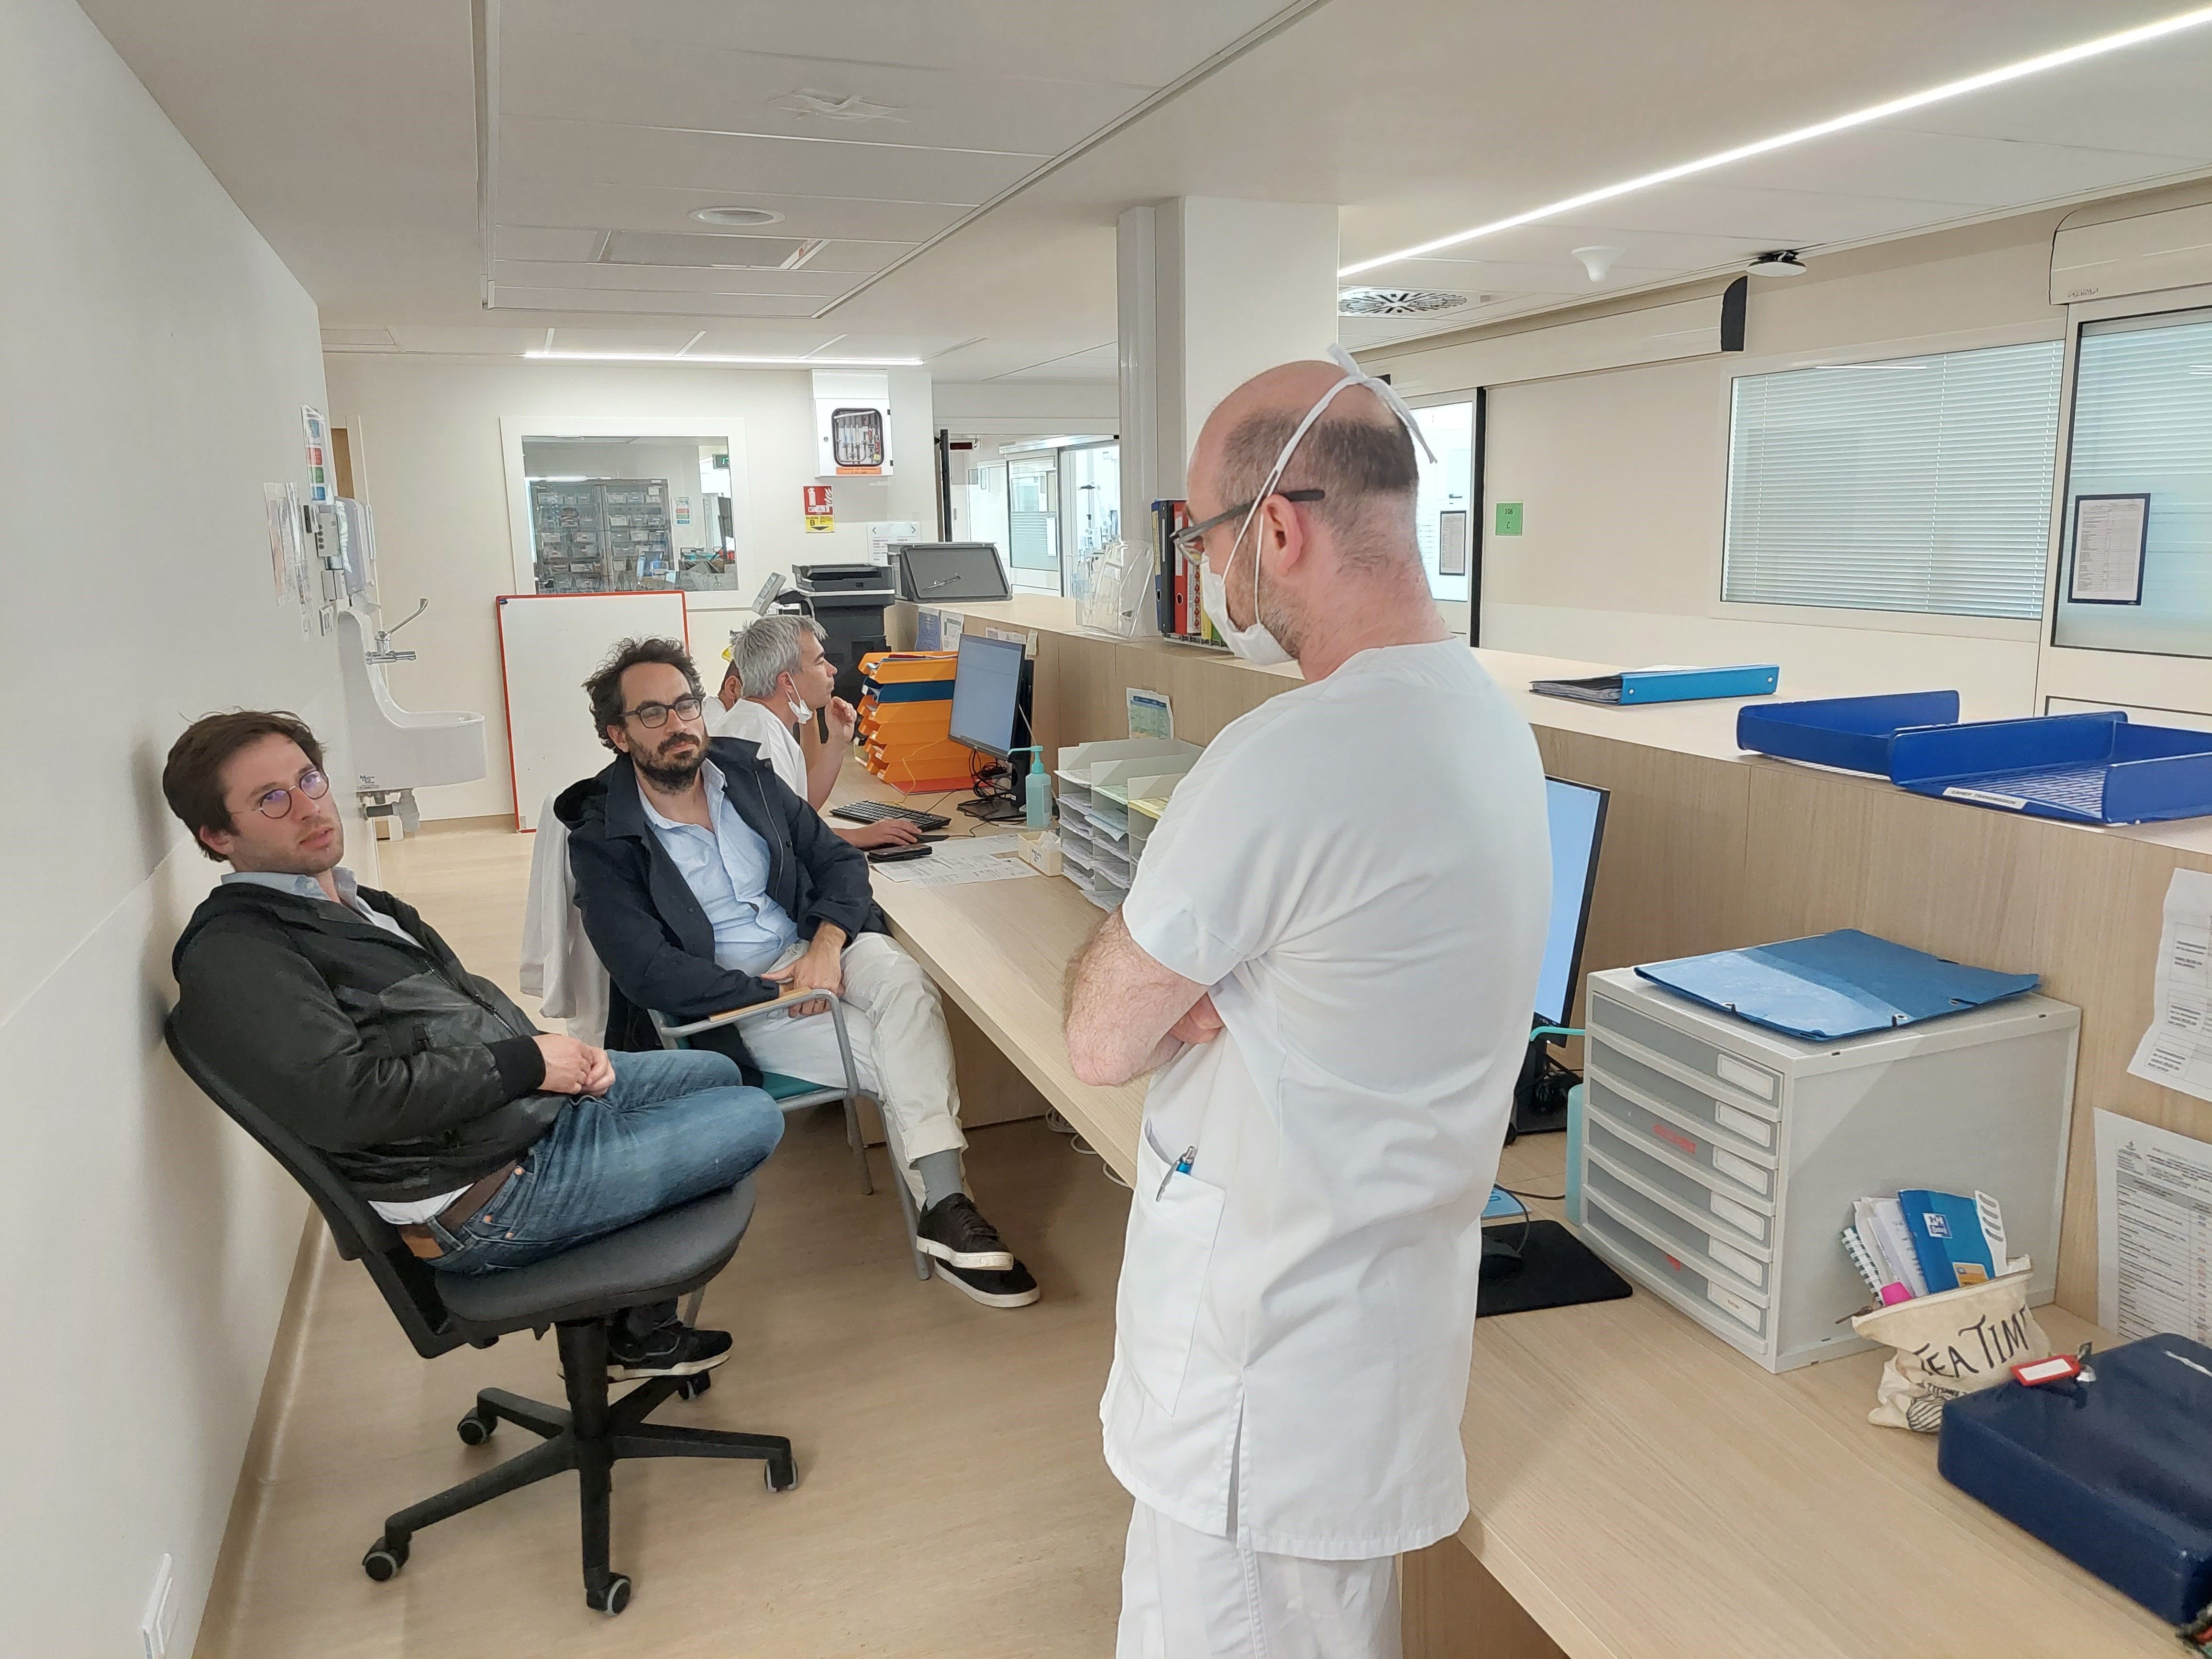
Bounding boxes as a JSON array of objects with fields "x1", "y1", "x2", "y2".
[
  {"x1": 2069, "y1": 493, "x2": 2149, "y2": 605},
  {"x1": 1438, "y1": 509, "x2": 1469, "y2": 576}
]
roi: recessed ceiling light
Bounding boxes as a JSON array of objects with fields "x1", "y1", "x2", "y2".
[
  {"x1": 689, "y1": 206, "x2": 785, "y2": 228},
  {"x1": 1340, "y1": 2, "x2": 2212, "y2": 278},
  {"x1": 1747, "y1": 250, "x2": 1809, "y2": 276},
  {"x1": 1338, "y1": 287, "x2": 1471, "y2": 316}
]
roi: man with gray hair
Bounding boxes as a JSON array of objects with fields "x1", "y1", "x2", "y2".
[{"x1": 711, "y1": 614, "x2": 921, "y2": 850}]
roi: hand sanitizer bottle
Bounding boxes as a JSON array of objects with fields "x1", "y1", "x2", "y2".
[{"x1": 1024, "y1": 748, "x2": 1051, "y2": 829}]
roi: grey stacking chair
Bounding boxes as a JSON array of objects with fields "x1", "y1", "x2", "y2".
[{"x1": 650, "y1": 990, "x2": 931, "y2": 1282}]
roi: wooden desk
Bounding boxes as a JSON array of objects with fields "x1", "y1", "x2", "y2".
[
  {"x1": 860, "y1": 767, "x2": 2175, "y2": 1659},
  {"x1": 926, "y1": 595, "x2": 2212, "y2": 1323}
]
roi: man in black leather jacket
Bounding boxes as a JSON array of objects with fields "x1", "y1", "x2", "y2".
[{"x1": 165, "y1": 710, "x2": 782, "y2": 1380}]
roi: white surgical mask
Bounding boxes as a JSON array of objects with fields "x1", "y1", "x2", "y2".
[
  {"x1": 1206, "y1": 344, "x2": 1437, "y2": 666},
  {"x1": 786, "y1": 697, "x2": 810, "y2": 724}
]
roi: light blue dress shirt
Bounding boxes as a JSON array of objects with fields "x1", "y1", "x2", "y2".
[
  {"x1": 637, "y1": 763, "x2": 799, "y2": 975},
  {"x1": 222, "y1": 867, "x2": 418, "y2": 946}
]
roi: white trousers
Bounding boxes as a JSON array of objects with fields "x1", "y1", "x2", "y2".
[
  {"x1": 1117, "y1": 1502, "x2": 1400, "y2": 1659},
  {"x1": 740, "y1": 932, "x2": 965, "y2": 1203}
]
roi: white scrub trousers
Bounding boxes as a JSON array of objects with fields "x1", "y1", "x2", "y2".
[
  {"x1": 738, "y1": 931, "x2": 965, "y2": 1203},
  {"x1": 1117, "y1": 1501, "x2": 1400, "y2": 1659}
]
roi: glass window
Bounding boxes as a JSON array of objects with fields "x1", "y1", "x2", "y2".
[
  {"x1": 1062, "y1": 442, "x2": 1121, "y2": 600},
  {"x1": 2053, "y1": 307, "x2": 2212, "y2": 658},
  {"x1": 1722, "y1": 341, "x2": 2063, "y2": 619},
  {"x1": 1006, "y1": 454, "x2": 1062, "y2": 594},
  {"x1": 1412, "y1": 403, "x2": 1474, "y2": 603}
]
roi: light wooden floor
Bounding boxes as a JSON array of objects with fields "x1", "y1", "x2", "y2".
[{"x1": 196, "y1": 822, "x2": 1135, "y2": 1657}]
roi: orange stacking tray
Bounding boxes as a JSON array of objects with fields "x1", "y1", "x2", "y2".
[{"x1": 857, "y1": 650, "x2": 963, "y2": 791}]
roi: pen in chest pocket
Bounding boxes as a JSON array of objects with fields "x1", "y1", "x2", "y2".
[{"x1": 1157, "y1": 1145, "x2": 1197, "y2": 1200}]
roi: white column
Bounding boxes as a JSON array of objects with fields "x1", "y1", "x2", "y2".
[{"x1": 1117, "y1": 197, "x2": 1341, "y2": 612}]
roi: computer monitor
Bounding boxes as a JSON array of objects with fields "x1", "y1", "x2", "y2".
[
  {"x1": 896, "y1": 542, "x2": 1012, "y2": 603},
  {"x1": 752, "y1": 570, "x2": 786, "y2": 614},
  {"x1": 947, "y1": 632, "x2": 1026, "y2": 759},
  {"x1": 1535, "y1": 776, "x2": 1609, "y2": 1032}
]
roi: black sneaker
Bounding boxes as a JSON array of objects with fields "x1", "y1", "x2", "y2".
[
  {"x1": 607, "y1": 1321, "x2": 733, "y2": 1381},
  {"x1": 915, "y1": 1193, "x2": 1018, "y2": 1271},
  {"x1": 936, "y1": 1257, "x2": 1040, "y2": 1309}
]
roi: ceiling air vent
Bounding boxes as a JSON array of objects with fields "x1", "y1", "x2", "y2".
[
  {"x1": 320, "y1": 325, "x2": 399, "y2": 352},
  {"x1": 598, "y1": 231, "x2": 821, "y2": 270},
  {"x1": 1337, "y1": 288, "x2": 1474, "y2": 317}
]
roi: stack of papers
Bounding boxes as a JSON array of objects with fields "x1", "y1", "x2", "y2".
[{"x1": 1841, "y1": 1188, "x2": 2024, "y2": 1305}]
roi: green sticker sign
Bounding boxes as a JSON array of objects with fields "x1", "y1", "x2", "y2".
[{"x1": 1495, "y1": 502, "x2": 1524, "y2": 536}]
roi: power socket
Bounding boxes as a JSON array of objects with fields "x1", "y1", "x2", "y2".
[{"x1": 140, "y1": 1554, "x2": 180, "y2": 1659}]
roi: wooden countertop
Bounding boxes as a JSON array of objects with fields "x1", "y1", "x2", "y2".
[
  {"x1": 934, "y1": 594, "x2": 2212, "y2": 856},
  {"x1": 847, "y1": 762, "x2": 2170, "y2": 1657}
]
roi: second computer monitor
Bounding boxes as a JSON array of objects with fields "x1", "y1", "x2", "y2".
[
  {"x1": 947, "y1": 632, "x2": 1026, "y2": 759},
  {"x1": 1535, "y1": 777, "x2": 1609, "y2": 1032}
]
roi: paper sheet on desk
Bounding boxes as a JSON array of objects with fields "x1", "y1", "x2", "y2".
[
  {"x1": 2128, "y1": 868, "x2": 2212, "y2": 1102},
  {"x1": 871, "y1": 836, "x2": 1039, "y2": 886},
  {"x1": 2095, "y1": 1109, "x2": 2212, "y2": 1344}
]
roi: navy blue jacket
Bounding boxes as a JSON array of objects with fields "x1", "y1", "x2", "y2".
[{"x1": 556, "y1": 738, "x2": 886, "y2": 1076}]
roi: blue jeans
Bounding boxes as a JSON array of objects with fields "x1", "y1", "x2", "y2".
[{"x1": 427, "y1": 1049, "x2": 783, "y2": 1278}]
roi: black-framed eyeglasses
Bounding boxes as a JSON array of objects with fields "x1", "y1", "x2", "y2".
[
  {"x1": 1172, "y1": 489, "x2": 1325, "y2": 557},
  {"x1": 623, "y1": 693, "x2": 707, "y2": 729},
  {"x1": 251, "y1": 768, "x2": 330, "y2": 819}
]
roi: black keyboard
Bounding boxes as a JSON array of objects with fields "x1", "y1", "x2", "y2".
[{"x1": 830, "y1": 800, "x2": 951, "y2": 831}]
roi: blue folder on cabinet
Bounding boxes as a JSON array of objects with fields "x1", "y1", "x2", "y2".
[
  {"x1": 1529, "y1": 664, "x2": 1779, "y2": 706},
  {"x1": 1634, "y1": 929, "x2": 2039, "y2": 1042}
]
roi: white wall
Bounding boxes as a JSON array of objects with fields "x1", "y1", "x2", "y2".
[
  {"x1": 0, "y1": 2, "x2": 362, "y2": 1651},
  {"x1": 932, "y1": 378, "x2": 1119, "y2": 436},
  {"x1": 1377, "y1": 213, "x2": 2074, "y2": 716},
  {"x1": 326, "y1": 357, "x2": 938, "y2": 818}
]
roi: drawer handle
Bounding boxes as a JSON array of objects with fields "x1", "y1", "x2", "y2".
[{"x1": 1650, "y1": 1122, "x2": 1699, "y2": 1157}]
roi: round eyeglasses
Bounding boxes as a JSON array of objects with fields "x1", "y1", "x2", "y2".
[
  {"x1": 624, "y1": 693, "x2": 707, "y2": 729},
  {"x1": 254, "y1": 768, "x2": 330, "y2": 819}
]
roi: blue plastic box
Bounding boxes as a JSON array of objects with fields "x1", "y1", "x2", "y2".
[
  {"x1": 1736, "y1": 690, "x2": 1961, "y2": 774},
  {"x1": 1888, "y1": 710, "x2": 2212, "y2": 825},
  {"x1": 1939, "y1": 1333, "x2": 2212, "y2": 1624}
]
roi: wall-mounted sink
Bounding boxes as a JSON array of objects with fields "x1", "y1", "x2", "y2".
[{"x1": 335, "y1": 609, "x2": 487, "y2": 790}]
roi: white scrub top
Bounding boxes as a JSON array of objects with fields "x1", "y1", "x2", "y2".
[
  {"x1": 709, "y1": 697, "x2": 807, "y2": 797},
  {"x1": 1106, "y1": 638, "x2": 1549, "y2": 1560}
]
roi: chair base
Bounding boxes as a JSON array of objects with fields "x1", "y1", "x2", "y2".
[{"x1": 360, "y1": 1320, "x2": 795, "y2": 1613}]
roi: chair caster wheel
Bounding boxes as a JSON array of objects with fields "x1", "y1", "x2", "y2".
[
  {"x1": 676, "y1": 1371, "x2": 713, "y2": 1401},
  {"x1": 765, "y1": 1456, "x2": 799, "y2": 1493},
  {"x1": 586, "y1": 1573, "x2": 632, "y2": 1615},
  {"x1": 456, "y1": 1408, "x2": 495, "y2": 1445},
  {"x1": 362, "y1": 1536, "x2": 410, "y2": 1581}
]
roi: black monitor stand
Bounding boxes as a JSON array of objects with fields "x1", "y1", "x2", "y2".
[{"x1": 1507, "y1": 1028, "x2": 1580, "y2": 1142}]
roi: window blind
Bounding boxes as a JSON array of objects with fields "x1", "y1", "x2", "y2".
[
  {"x1": 1722, "y1": 340, "x2": 2063, "y2": 619},
  {"x1": 2053, "y1": 307, "x2": 2212, "y2": 658}
]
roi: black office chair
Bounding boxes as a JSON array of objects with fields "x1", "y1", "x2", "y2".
[{"x1": 164, "y1": 1015, "x2": 796, "y2": 1615}]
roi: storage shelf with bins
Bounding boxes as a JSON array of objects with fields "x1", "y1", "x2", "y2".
[{"x1": 530, "y1": 478, "x2": 674, "y2": 594}]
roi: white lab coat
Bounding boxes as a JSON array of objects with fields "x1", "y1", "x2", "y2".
[
  {"x1": 1103, "y1": 641, "x2": 1550, "y2": 1560},
  {"x1": 519, "y1": 795, "x2": 609, "y2": 1044}
]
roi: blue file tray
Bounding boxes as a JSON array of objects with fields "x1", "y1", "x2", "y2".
[
  {"x1": 1634, "y1": 929, "x2": 2037, "y2": 1041},
  {"x1": 1938, "y1": 1334, "x2": 2212, "y2": 1625},
  {"x1": 1735, "y1": 690, "x2": 1960, "y2": 774},
  {"x1": 1888, "y1": 710, "x2": 2212, "y2": 825}
]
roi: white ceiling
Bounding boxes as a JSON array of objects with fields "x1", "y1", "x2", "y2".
[{"x1": 78, "y1": 0, "x2": 2212, "y2": 381}]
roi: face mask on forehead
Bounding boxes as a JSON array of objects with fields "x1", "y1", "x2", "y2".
[{"x1": 1201, "y1": 344, "x2": 1438, "y2": 665}]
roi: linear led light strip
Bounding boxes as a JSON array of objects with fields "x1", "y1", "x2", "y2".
[
  {"x1": 524, "y1": 351, "x2": 923, "y2": 365},
  {"x1": 1340, "y1": 3, "x2": 2212, "y2": 277}
]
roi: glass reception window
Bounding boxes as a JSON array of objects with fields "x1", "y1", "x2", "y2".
[
  {"x1": 1413, "y1": 402, "x2": 1474, "y2": 603},
  {"x1": 1722, "y1": 341, "x2": 2063, "y2": 619},
  {"x1": 2053, "y1": 307, "x2": 2212, "y2": 658}
]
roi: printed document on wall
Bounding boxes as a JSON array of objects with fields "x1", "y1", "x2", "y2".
[
  {"x1": 2095, "y1": 1109, "x2": 2212, "y2": 1344},
  {"x1": 2128, "y1": 868, "x2": 2212, "y2": 1102}
]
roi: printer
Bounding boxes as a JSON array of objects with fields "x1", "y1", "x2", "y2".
[{"x1": 791, "y1": 563, "x2": 899, "y2": 705}]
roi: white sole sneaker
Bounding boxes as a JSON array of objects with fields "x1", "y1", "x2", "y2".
[
  {"x1": 935, "y1": 1263, "x2": 1041, "y2": 1309},
  {"x1": 607, "y1": 1347, "x2": 731, "y2": 1382},
  {"x1": 916, "y1": 1235, "x2": 1017, "y2": 1272}
]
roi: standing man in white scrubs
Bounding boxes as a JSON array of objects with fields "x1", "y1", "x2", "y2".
[{"x1": 1064, "y1": 352, "x2": 1550, "y2": 1659}]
